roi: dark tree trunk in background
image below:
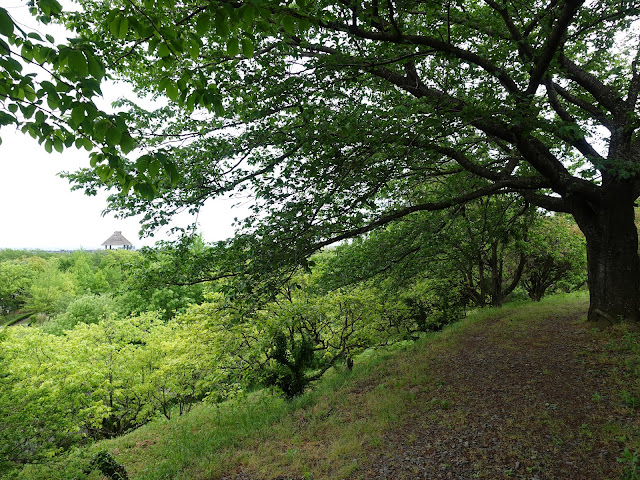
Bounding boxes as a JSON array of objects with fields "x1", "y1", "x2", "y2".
[
  {"x1": 571, "y1": 187, "x2": 640, "y2": 325},
  {"x1": 489, "y1": 242, "x2": 503, "y2": 307}
]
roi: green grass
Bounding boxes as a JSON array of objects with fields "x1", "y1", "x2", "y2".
[{"x1": 19, "y1": 291, "x2": 639, "y2": 480}]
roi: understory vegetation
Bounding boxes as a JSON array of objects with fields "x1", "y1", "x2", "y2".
[
  {"x1": 8, "y1": 293, "x2": 640, "y2": 480},
  {"x1": 0, "y1": 205, "x2": 588, "y2": 478}
]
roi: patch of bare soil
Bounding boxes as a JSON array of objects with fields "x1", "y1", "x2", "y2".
[{"x1": 359, "y1": 310, "x2": 637, "y2": 480}]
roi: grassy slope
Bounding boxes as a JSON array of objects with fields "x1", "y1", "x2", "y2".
[{"x1": 17, "y1": 292, "x2": 640, "y2": 479}]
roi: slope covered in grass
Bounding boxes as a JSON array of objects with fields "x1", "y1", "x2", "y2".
[{"x1": 17, "y1": 292, "x2": 640, "y2": 479}]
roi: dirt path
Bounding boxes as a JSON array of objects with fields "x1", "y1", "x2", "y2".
[{"x1": 360, "y1": 307, "x2": 638, "y2": 479}]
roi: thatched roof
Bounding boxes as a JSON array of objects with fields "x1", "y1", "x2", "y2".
[{"x1": 102, "y1": 231, "x2": 133, "y2": 247}]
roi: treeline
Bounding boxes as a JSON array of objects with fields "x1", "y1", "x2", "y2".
[
  {"x1": 0, "y1": 249, "x2": 208, "y2": 325},
  {"x1": 0, "y1": 199, "x2": 587, "y2": 477}
]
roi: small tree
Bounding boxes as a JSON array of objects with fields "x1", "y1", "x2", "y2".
[
  {"x1": 522, "y1": 215, "x2": 587, "y2": 301},
  {"x1": 0, "y1": 260, "x2": 33, "y2": 313}
]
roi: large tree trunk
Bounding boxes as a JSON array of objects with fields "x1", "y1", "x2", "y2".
[{"x1": 571, "y1": 189, "x2": 640, "y2": 325}]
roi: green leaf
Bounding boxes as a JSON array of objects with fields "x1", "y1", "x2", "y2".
[
  {"x1": 148, "y1": 159, "x2": 161, "y2": 178},
  {"x1": 39, "y1": 0, "x2": 62, "y2": 16},
  {"x1": 243, "y1": 5, "x2": 255, "y2": 24},
  {"x1": 71, "y1": 105, "x2": 84, "y2": 126},
  {"x1": 21, "y1": 45, "x2": 33, "y2": 62},
  {"x1": 21, "y1": 104, "x2": 36, "y2": 119},
  {"x1": 158, "y1": 77, "x2": 171, "y2": 92},
  {"x1": 195, "y1": 14, "x2": 210, "y2": 36},
  {"x1": 105, "y1": 127, "x2": 123, "y2": 147},
  {"x1": 215, "y1": 11, "x2": 229, "y2": 38},
  {"x1": 188, "y1": 39, "x2": 200, "y2": 60},
  {"x1": 47, "y1": 96, "x2": 59, "y2": 110},
  {"x1": 96, "y1": 165, "x2": 114, "y2": 182},
  {"x1": 0, "y1": 8, "x2": 14, "y2": 37},
  {"x1": 135, "y1": 182, "x2": 156, "y2": 200},
  {"x1": 282, "y1": 15, "x2": 295, "y2": 35},
  {"x1": 165, "y1": 161, "x2": 180, "y2": 186},
  {"x1": 93, "y1": 119, "x2": 110, "y2": 142},
  {"x1": 32, "y1": 45, "x2": 49, "y2": 64},
  {"x1": 165, "y1": 83, "x2": 180, "y2": 101},
  {"x1": 241, "y1": 38, "x2": 254, "y2": 58},
  {"x1": 136, "y1": 154, "x2": 152, "y2": 172},
  {"x1": 213, "y1": 97, "x2": 224, "y2": 116},
  {"x1": 0, "y1": 112, "x2": 14, "y2": 126},
  {"x1": 86, "y1": 53, "x2": 105, "y2": 80},
  {"x1": 109, "y1": 17, "x2": 121, "y2": 38},
  {"x1": 227, "y1": 37, "x2": 239, "y2": 57},
  {"x1": 157, "y1": 42, "x2": 171, "y2": 58},
  {"x1": 117, "y1": 17, "x2": 129, "y2": 39},
  {"x1": 297, "y1": 17, "x2": 311, "y2": 31},
  {"x1": 120, "y1": 132, "x2": 136, "y2": 154},
  {"x1": 68, "y1": 50, "x2": 88, "y2": 77}
]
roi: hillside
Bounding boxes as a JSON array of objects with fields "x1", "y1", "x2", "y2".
[{"x1": 18, "y1": 293, "x2": 640, "y2": 480}]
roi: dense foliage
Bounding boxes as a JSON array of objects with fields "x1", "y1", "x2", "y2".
[
  {"x1": 55, "y1": 0, "x2": 639, "y2": 323},
  {"x1": 0, "y1": 208, "x2": 587, "y2": 477},
  {"x1": 0, "y1": 0, "x2": 636, "y2": 322}
]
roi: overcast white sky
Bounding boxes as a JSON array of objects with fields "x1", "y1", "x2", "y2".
[
  {"x1": 0, "y1": 1, "x2": 246, "y2": 250},
  {"x1": 0, "y1": 130, "x2": 246, "y2": 250}
]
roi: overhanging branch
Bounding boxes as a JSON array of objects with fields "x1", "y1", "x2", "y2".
[{"x1": 312, "y1": 182, "x2": 523, "y2": 251}]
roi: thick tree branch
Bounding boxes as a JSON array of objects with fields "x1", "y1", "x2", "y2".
[
  {"x1": 526, "y1": 0, "x2": 584, "y2": 95},
  {"x1": 312, "y1": 182, "x2": 524, "y2": 251},
  {"x1": 543, "y1": 77, "x2": 607, "y2": 164},
  {"x1": 419, "y1": 142, "x2": 551, "y2": 189},
  {"x1": 368, "y1": 64, "x2": 599, "y2": 199},
  {"x1": 316, "y1": 19, "x2": 520, "y2": 93},
  {"x1": 551, "y1": 81, "x2": 612, "y2": 128},
  {"x1": 559, "y1": 55, "x2": 629, "y2": 117},
  {"x1": 519, "y1": 191, "x2": 571, "y2": 212},
  {"x1": 628, "y1": 40, "x2": 640, "y2": 109}
]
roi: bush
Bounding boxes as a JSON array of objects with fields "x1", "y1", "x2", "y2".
[{"x1": 42, "y1": 294, "x2": 117, "y2": 334}]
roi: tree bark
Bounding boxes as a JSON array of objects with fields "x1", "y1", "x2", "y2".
[{"x1": 570, "y1": 188, "x2": 640, "y2": 325}]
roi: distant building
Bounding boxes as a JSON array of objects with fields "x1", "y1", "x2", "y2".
[{"x1": 102, "y1": 231, "x2": 134, "y2": 250}]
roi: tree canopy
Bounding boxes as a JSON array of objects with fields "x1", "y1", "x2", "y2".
[{"x1": 2, "y1": 0, "x2": 639, "y2": 322}]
